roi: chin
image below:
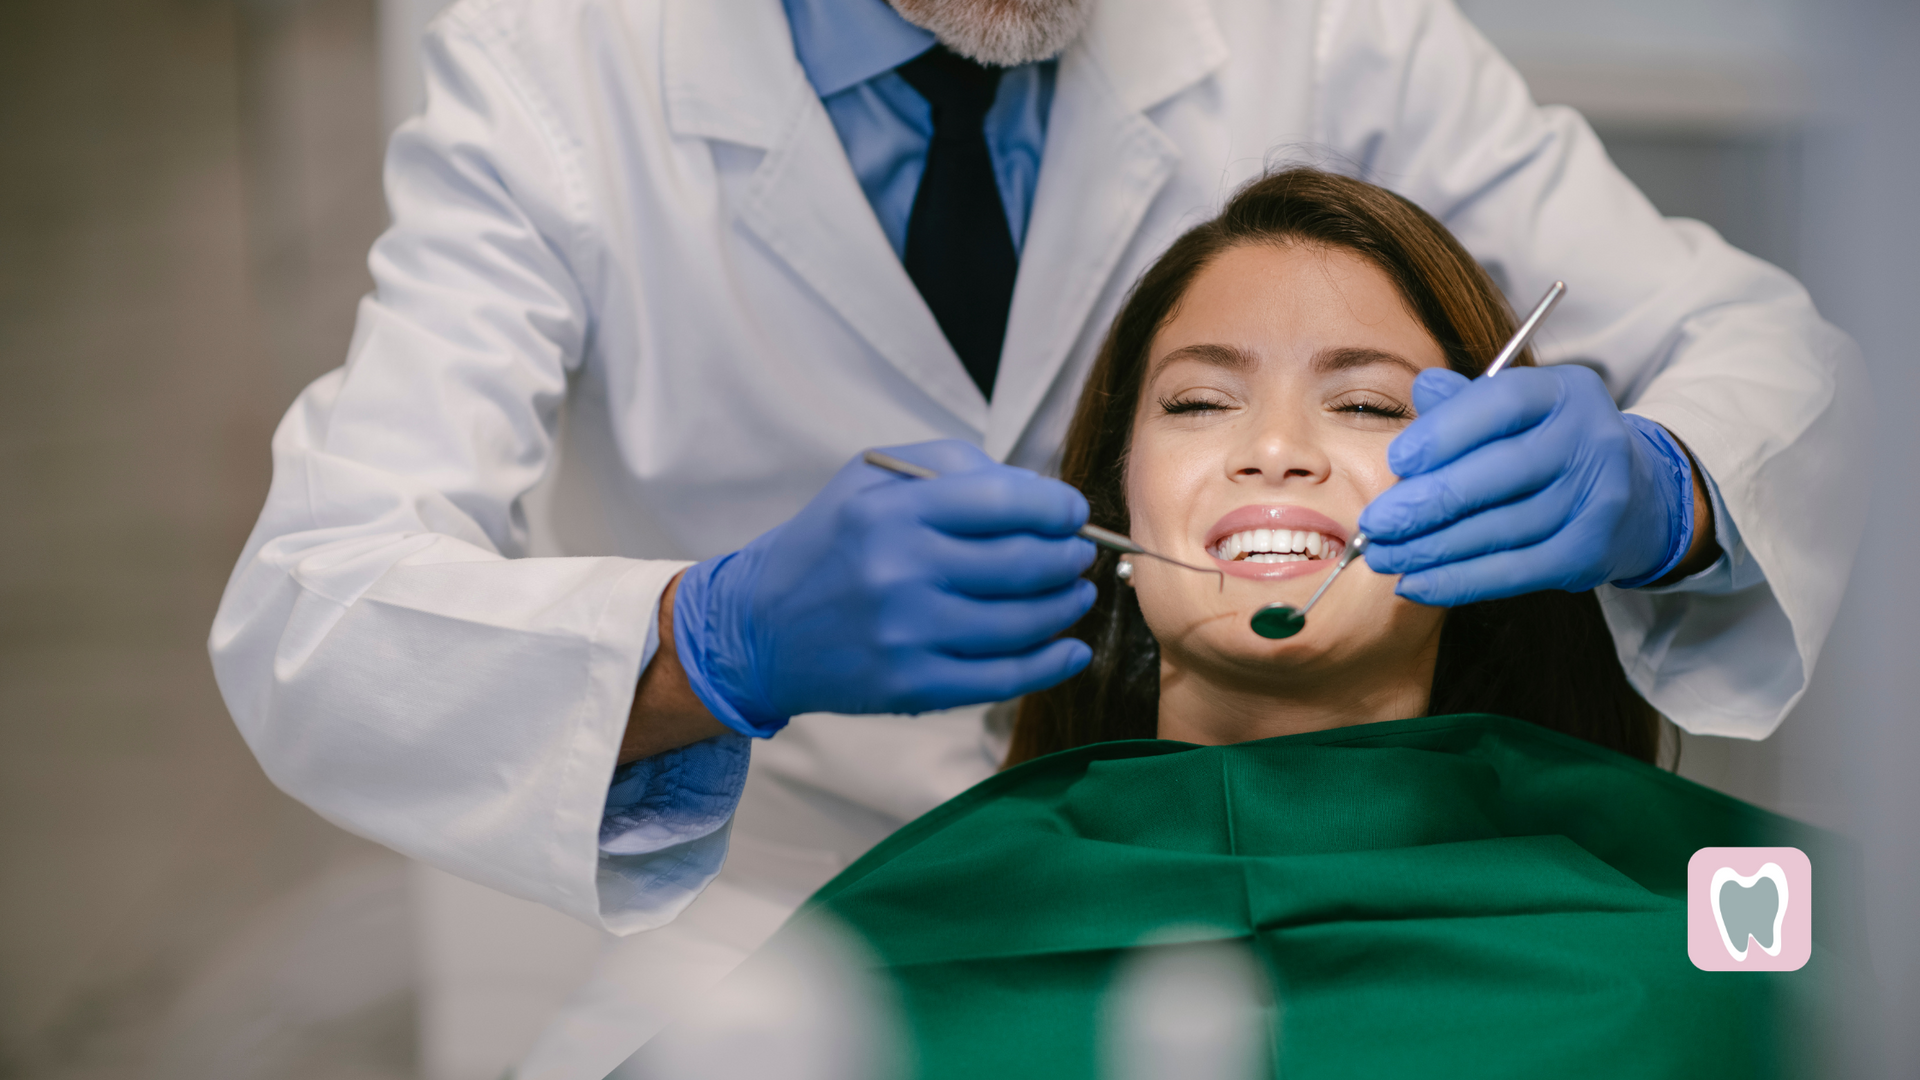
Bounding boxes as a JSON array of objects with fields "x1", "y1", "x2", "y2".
[
  {"x1": 1165, "y1": 621, "x2": 1352, "y2": 687},
  {"x1": 1148, "y1": 586, "x2": 1441, "y2": 693}
]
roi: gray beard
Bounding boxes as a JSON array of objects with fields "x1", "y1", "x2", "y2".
[{"x1": 887, "y1": 0, "x2": 1095, "y2": 67}]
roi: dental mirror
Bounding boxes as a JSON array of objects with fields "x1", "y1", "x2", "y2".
[
  {"x1": 1249, "y1": 281, "x2": 1567, "y2": 640},
  {"x1": 1249, "y1": 535, "x2": 1369, "y2": 638}
]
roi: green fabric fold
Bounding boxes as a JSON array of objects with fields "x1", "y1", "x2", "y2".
[{"x1": 761, "y1": 715, "x2": 1852, "y2": 1078}]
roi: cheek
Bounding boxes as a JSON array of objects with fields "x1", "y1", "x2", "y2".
[
  {"x1": 1123, "y1": 425, "x2": 1211, "y2": 544},
  {"x1": 1332, "y1": 434, "x2": 1402, "y2": 500}
]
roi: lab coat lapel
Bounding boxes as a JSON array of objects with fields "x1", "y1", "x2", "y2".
[
  {"x1": 663, "y1": 0, "x2": 990, "y2": 435},
  {"x1": 985, "y1": 0, "x2": 1227, "y2": 460}
]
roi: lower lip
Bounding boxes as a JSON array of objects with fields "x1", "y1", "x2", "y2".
[{"x1": 1210, "y1": 555, "x2": 1332, "y2": 581}]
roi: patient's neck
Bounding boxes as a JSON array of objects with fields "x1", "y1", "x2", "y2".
[{"x1": 1154, "y1": 646, "x2": 1436, "y2": 746}]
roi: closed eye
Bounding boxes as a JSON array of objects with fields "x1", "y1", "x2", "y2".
[
  {"x1": 1159, "y1": 395, "x2": 1232, "y2": 415},
  {"x1": 1331, "y1": 395, "x2": 1412, "y2": 420}
]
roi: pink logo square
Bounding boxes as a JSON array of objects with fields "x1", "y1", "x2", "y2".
[{"x1": 1687, "y1": 847, "x2": 1811, "y2": 971}]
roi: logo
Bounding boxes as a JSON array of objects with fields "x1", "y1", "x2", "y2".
[{"x1": 1687, "y1": 847, "x2": 1811, "y2": 971}]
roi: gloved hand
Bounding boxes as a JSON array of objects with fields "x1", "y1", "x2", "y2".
[
  {"x1": 1358, "y1": 365, "x2": 1696, "y2": 606},
  {"x1": 672, "y1": 440, "x2": 1097, "y2": 737}
]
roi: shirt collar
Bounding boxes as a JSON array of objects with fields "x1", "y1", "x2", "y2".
[{"x1": 782, "y1": 0, "x2": 937, "y2": 97}]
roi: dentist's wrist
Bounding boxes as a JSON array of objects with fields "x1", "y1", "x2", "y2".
[
  {"x1": 1648, "y1": 424, "x2": 1722, "y2": 586},
  {"x1": 619, "y1": 570, "x2": 732, "y2": 764},
  {"x1": 1609, "y1": 415, "x2": 1696, "y2": 589},
  {"x1": 672, "y1": 552, "x2": 790, "y2": 738}
]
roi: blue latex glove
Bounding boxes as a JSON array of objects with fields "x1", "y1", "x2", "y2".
[
  {"x1": 1359, "y1": 365, "x2": 1696, "y2": 606},
  {"x1": 672, "y1": 440, "x2": 1098, "y2": 737}
]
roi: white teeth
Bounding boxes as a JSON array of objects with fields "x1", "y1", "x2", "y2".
[{"x1": 1210, "y1": 526, "x2": 1342, "y2": 562}]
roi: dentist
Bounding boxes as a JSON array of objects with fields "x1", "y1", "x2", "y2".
[{"x1": 210, "y1": 0, "x2": 1866, "y2": 1074}]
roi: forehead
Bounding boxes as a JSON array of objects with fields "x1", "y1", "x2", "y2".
[{"x1": 1149, "y1": 242, "x2": 1446, "y2": 375}]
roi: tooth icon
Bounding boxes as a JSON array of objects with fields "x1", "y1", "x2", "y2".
[{"x1": 1709, "y1": 863, "x2": 1789, "y2": 962}]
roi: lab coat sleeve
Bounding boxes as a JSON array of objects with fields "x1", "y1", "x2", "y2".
[
  {"x1": 208, "y1": 16, "x2": 740, "y2": 933},
  {"x1": 1310, "y1": 0, "x2": 1873, "y2": 738}
]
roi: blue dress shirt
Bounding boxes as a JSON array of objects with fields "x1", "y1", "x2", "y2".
[
  {"x1": 600, "y1": 0, "x2": 1056, "y2": 856},
  {"x1": 781, "y1": 0, "x2": 1055, "y2": 256}
]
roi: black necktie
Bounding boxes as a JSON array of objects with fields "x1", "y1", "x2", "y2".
[{"x1": 896, "y1": 46, "x2": 1019, "y2": 400}]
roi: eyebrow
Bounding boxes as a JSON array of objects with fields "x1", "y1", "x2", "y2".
[
  {"x1": 1148, "y1": 343, "x2": 1257, "y2": 382},
  {"x1": 1312, "y1": 346, "x2": 1422, "y2": 376},
  {"x1": 1149, "y1": 342, "x2": 1423, "y2": 381}
]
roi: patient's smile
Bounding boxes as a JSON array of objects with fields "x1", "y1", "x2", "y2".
[{"x1": 1205, "y1": 505, "x2": 1349, "y2": 580}]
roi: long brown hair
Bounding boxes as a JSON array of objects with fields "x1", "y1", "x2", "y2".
[{"x1": 1009, "y1": 169, "x2": 1662, "y2": 766}]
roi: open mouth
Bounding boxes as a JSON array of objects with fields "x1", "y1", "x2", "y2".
[
  {"x1": 1204, "y1": 506, "x2": 1350, "y2": 580},
  {"x1": 1208, "y1": 527, "x2": 1344, "y2": 564}
]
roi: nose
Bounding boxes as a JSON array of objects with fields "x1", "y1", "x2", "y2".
[{"x1": 1226, "y1": 407, "x2": 1330, "y2": 487}]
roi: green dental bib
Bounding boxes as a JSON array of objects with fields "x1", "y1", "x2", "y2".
[{"x1": 769, "y1": 714, "x2": 1850, "y2": 1079}]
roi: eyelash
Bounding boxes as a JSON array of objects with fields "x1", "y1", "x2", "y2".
[
  {"x1": 1158, "y1": 395, "x2": 1228, "y2": 415},
  {"x1": 1160, "y1": 395, "x2": 1412, "y2": 419},
  {"x1": 1334, "y1": 395, "x2": 1412, "y2": 420}
]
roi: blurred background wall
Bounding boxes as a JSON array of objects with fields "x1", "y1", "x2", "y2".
[
  {"x1": 0, "y1": 1, "x2": 417, "y2": 1077},
  {"x1": 0, "y1": 0, "x2": 1912, "y2": 1077}
]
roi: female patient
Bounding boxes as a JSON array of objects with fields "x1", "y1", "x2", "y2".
[{"x1": 711, "y1": 170, "x2": 1841, "y2": 1078}]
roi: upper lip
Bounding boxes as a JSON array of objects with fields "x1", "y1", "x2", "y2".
[{"x1": 1204, "y1": 505, "x2": 1351, "y2": 552}]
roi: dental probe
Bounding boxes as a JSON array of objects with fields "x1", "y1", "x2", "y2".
[
  {"x1": 1481, "y1": 279, "x2": 1566, "y2": 379},
  {"x1": 1250, "y1": 280, "x2": 1568, "y2": 640},
  {"x1": 860, "y1": 450, "x2": 1225, "y2": 589}
]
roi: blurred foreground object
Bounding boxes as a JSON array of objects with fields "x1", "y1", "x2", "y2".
[
  {"x1": 623, "y1": 916, "x2": 903, "y2": 1080},
  {"x1": 1103, "y1": 936, "x2": 1272, "y2": 1080}
]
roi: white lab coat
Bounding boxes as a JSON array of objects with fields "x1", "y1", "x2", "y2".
[{"x1": 209, "y1": 0, "x2": 1868, "y2": 1075}]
